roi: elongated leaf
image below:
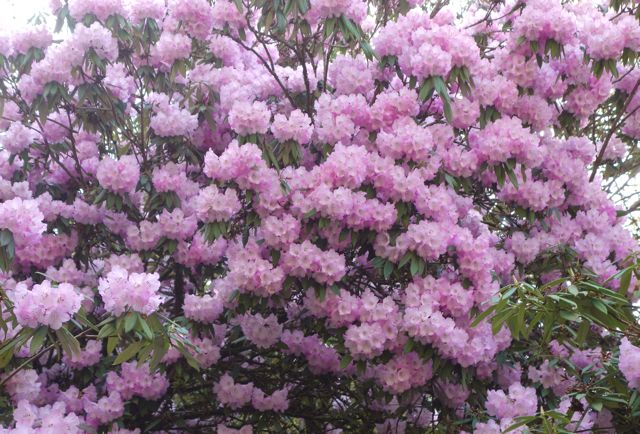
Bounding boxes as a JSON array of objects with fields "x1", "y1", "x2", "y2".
[
  {"x1": 340, "y1": 16, "x2": 360, "y2": 39},
  {"x1": 410, "y1": 256, "x2": 419, "y2": 276},
  {"x1": 56, "y1": 327, "x2": 81, "y2": 356},
  {"x1": 383, "y1": 260, "x2": 393, "y2": 279},
  {"x1": 124, "y1": 312, "x2": 137, "y2": 333},
  {"x1": 505, "y1": 164, "x2": 519, "y2": 189},
  {"x1": 340, "y1": 354, "x2": 352, "y2": 369},
  {"x1": 471, "y1": 303, "x2": 499, "y2": 327},
  {"x1": 114, "y1": 341, "x2": 145, "y2": 365},
  {"x1": 138, "y1": 317, "x2": 154, "y2": 340},
  {"x1": 107, "y1": 336, "x2": 119, "y2": 354},
  {"x1": 29, "y1": 326, "x2": 48, "y2": 355},
  {"x1": 619, "y1": 267, "x2": 632, "y2": 294}
]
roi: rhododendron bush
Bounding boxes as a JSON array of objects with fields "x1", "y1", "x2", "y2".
[{"x1": 1, "y1": 0, "x2": 640, "y2": 432}]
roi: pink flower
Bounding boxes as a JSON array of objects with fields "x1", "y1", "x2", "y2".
[
  {"x1": 620, "y1": 338, "x2": 640, "y2": 389},
  {"x1": 238, "y1": 313, "x2": 283, "y2": 349},
  {"x1": 106, "y1": 362, "x2": 169, "y2": 400},
  {"x1": 169, "y1": 0, "x2": 215, "y2": 39},
  {"x1": 228, "y1": 101, "x2": 271, "y2": 136},
  {"x1": 184, "y1": 293, "x2": 224, "y2": 323},
  {"x1": 271, "y1": 109, "x2": 313, "y2": 144},
  {"x1": 213, "y1": 373, "x2": 254, "y2": 409},
  {"x1": 150, "y1": 32, "x2": 192, "y2": 69},
  {"x1": 486, "y1": 383, "x2": 538, "y2": 421},
  {"x1": 10, "y1": 281, "x2": 82, "y2": 330},
  {"x1": 98, "y1": 267, "x2": 163, "y2": 316},
  {"x1": 150, "y1": 101, "x2": 198, "y2": 137},
  {"x1": 96, "y1": 155, "x2": 140, "y2": 195},
  {"x1": 193, "y1": 185, "x2": 241, "y2": 222}
]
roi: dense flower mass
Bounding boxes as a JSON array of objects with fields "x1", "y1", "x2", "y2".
[
  {"x1": 10, "y1": 281, "x2": 82, "y2": 330},
  {"x1": 0, "y1": 0, "x2": 638, "y2": 432},
  {"x1": 620, "y1": 338, "x2": 640, "y2": 389},
  {"x1": 98, "y1": 267, "x2": 163, "y2": 316}
]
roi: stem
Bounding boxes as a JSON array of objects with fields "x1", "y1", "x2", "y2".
[
  {"x1": 590, "y1": 78, "x2": 640, "y2": 182},
  {"x1": 173, "y1": 265, "x2": 185, "y2": 316},
  {"x1": 0, "y1": 327, "x2": 93, "y2": 387}
]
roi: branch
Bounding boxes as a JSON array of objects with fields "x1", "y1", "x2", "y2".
[
  {"x1": 590, "y1": 78, "x2": 640, "y2": 182},
  {"x1": 619, "y1": 197, "x2": 640, "y2": 217},
  {"x1": 0, "y1": 327, "x2": 93, "y2": 387}
]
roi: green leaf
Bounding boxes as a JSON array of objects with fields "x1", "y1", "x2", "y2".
[
  {"x1": 303, "y1": 209, "x2": 317, "y2": 219},
  {"x1": 492, "y1": 310, "x2": 511, "y2": 335},
  {"x1": 607, "y1": 59, "x2": 619, "y2": 78},
  {"x1": 137, "y1": 342, "x2": 154, "y2": 364},
  {"x1": 315, "y1": 286, "x2": 326, "y2": 302},
  {"x1": 567, "y1": 284, "x2": 579, "y2": 296},
  {"x1": 575, "y1": 320, "x2": 590, "y2": 346},
  {"x1": 175, "y1": 341, "x2": 200, "y2": 371},
  {"x1": 410, "y1": 256, "x2": 419, "y2": 276},
  {"x1": 619, "y1": 267, "x2": 632, "y2": 293},
  {"x1": 495, "y1": 164, "x2": 505, "y2": 187},
  {"x1": 124, "y1": 312, "x2": 137, "y2": 333},
  {"x1": 113, "y1": 341, "x2": 145, "y2": 365},
  {"x1": 590, "y1": 400, "x2": 603, "y2": 412},
  {"x1": 297, "y1": 0, "x2": 309, "y2": 13},
  {"x1": 398, "y1": 252, "x2": 413, "y2": 269},
  {"x1": 149, "y1": 336, "x2": 169, "y2": 370},
  {"x1": 98, "y1": 322, "x2": 115, "y2": 339},
  {"x1": 29, "y1": 326, "x2": 48, "y2": 355},
  {"x1": 276, "y1": 11, "x2": 287, "y2": 32},
  {"x1": 501, "y1": 285, "x2": 518, "y2": 300},
  {"x1": 398, "y1": 0, "x2": 410, "y2": 14},
  {"x1": 0, "y1": 229, "x2": 13, "y2": 246},
  {"x1": 442, "y1": 99, "x2": 453, "y2": 123},
  {"x1": 403, "y1": 339, "x2": 415, "y2": 353},
  {"x1": 419, "y1": 78, "x2": 434, "y2": 101},
  {"x1": 0, "y1": 345, "x2": 15, "y2": 368},
  {"x1": 340, "y1": 15, "x2": 360, "y2": 39},
  {"x1": 432, "y1": 76, "x2": 449, "y2": 101},
  {"x1": 107, "y1": 336, "x2": 118, "y2": 354},
  {"x1": 559, "y1": 310, "x2": 579, "y2": 322},
  {"x1": 340, "y1": 354, "x2": 353, "y2": 369},
  {"x1": 444, "y1": 172, "x2": 458, "y2": 189},
  {"x1": 593, "y1": 60, "x2": 604, "y2": 78},
  {"x1": 324, "y1": 18, "x2": 335, "y2": 38},
  {"x1": 0, "y1": 229, "x2": 14, "y2": 272},
  {"x1": 433, "y1": 76, "x2": 453, "y2": 122},
  {"x1": 471, "y1": 303, "x2": 498, "y2": 327},
  {"x1": 138, "y1": 317, "x2": 154, "y2": 340},
  {"x1": 383, "y1": 260, "x2": 393, "y2": 279},
  {"x1": 591, "y1": 299, "x2": 608, "y2": 314},
  {"x1": 505, "y1": 164, "x2": 519, "y2": 189},
  {"x1": 55, "y1": 327, "x2": 81, "y2": 357},
  {"x1": 504, "y1": 417, "x2": 537, "y2": 433}
]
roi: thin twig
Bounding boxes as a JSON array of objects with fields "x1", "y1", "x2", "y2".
[{"x1": 590, "y1": 78, "x2": 640, "y2": 182}]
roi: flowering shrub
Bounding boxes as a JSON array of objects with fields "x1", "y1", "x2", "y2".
[{"x1": 0, "y1": 0, "x2": 639, "y2": 432}]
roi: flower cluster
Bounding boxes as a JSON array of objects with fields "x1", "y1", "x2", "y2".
[
  {"x1": 0, "y1": 0, "x2": 638, "y2": 432},
  {"x1": 238, "y1": 313, "x2": 283, "y2": 349},
  {"x1": 10, "y1": 281, "x2": 82, "y2": 330},
  {"x1": 620, "y1": 338, "x2": 640, "y2": 389},
  {"x1": 96, "y1": 156, "x2": 140, "y2": 195},
  {"x1": 192, "y1": 185, "x2": 241, "y2": 222},
  {"x1": 106, "y1": 362, "x2": 169, "y2": 400},
  {"x1": 98, "y1": 267, "x2": 163, "y2": 316},
  {"x1": 485, "y1": 383, "x2": 538, "y2": 421}
]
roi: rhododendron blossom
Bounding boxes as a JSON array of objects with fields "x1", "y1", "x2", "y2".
[
  {"x1": 10, "y1": 281, "x2": 82, "y2": 330},
  {"x1": 0, "y1": 0, "x2": 638, "y2": 432}
]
